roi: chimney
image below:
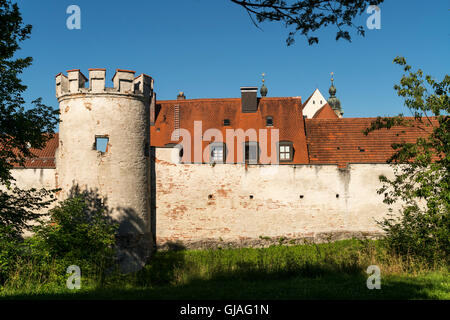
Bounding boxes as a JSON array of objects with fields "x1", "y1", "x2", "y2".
[
  {"x1": 240, "y1": 87, "x2": 258, "y2": 113},
  {"x1": 177, "y1": 91, "x2": 186, "y2": 100}
]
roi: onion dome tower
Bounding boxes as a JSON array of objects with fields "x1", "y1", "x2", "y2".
[
  {"x1": 260, "y1": 73, "x2": 268, "y2": 97},
  {"x1": 328, "y1": 72, "x2": 343, "y2": 117}
]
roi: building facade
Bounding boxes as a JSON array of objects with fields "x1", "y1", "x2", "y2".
[{"x1": 7, "y1": 69, "x2": 434, "y2": 259}]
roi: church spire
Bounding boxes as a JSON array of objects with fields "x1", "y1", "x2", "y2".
[
  {"x1": 260, "y1": 72, "x2": 268, "y2": 97},
  {"x1": 327, "y1": 72, "x2": 343, "y2": 117}
]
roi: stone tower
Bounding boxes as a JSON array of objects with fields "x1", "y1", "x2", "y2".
[{"x1": 55, "y1": 68, "x2": 154, "y2": 272}]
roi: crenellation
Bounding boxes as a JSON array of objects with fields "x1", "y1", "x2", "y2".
[
  {"x1": 89, "y1": 68, "x2": 106, "y2": 93},
  {"x1": 67, "y1": 69, "x2": 88, "y2": 93},
  {"x1": 55, "y1": 68, "x2": 153, "y2": 101},
  {"x1": 55, "y1": 73, "x2": 68, "y2": 97},
  {"x1": 112, "y1": 69, "x2": 135, "y2": 93},
  {"x1": 134, "y1": 74, "x2": 152, "y2": 99}
]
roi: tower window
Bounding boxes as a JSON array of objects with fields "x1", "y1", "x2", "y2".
[
  {"x1": 266, "y1": 116, "x2": 273, "y2": 127},
  {"x1": 95, "y1": 136, "x2": 109, "y2": 153}
]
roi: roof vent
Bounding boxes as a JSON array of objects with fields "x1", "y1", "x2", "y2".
[{"x1": 240, "y1": 87, "x2": 258, "y2": 113}]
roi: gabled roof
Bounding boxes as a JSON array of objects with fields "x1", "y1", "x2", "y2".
[
  {"x1": 312, "y1": 103, "x2": 339, "y2": 119},
  {"x1": 302, "y1": 88, "x2": 328, "y2": 119}
]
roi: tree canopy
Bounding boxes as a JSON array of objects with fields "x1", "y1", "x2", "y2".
[
  {"x1": 0, "y1": 0, "x2": 59, "y2": 236},
  {"x1": 231, "y1": 0, "x2": 384, "y2": 45},
  {"x1": 365, "y1": 57, "x2": 449, "y2": 262},
  {"x1": 0, "y1": 0, "x2": 59, "y2": 186}
]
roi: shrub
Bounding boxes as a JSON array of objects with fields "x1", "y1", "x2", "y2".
[
  {"x1": 0, "y1": 225, "x2": 22, "y2": 284},
  {"x1": 30, "y1": 195, "x2": 119, "y2": 277}
]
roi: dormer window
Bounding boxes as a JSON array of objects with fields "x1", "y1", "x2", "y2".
[
  {"x1": 278, "y1": 141, "x2": 293, "y2": 162},
  {"x1": 266, "y1": 116, "x2": 273, "y2": 127}
]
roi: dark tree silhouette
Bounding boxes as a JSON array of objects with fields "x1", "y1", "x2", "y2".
[
  {"x1": 0, "y1": 0, "x2": 59, "y2": 236},
  {"x1": 0, "y1": 0, "x2": 59, "y2": 185},
  {"x1": 230, "y1": 0, "x2": 384, "y2": 45}
]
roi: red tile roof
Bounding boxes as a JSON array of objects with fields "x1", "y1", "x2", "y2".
[
  {"x1": 312, "y1": 103, "x2": 339, "y2": 119},
  {"x1": 10, "y1": 133, "x2": 58, "y2": 168},
  {"x1": 305, "y1": 117, "x2": 436, "y2": 167},
  {"x1": 4, "y1": 98, "x2": 439, "y2": 169},
  {"x1": 151, "y1": 97, "x2": 309, "y2": 164}
]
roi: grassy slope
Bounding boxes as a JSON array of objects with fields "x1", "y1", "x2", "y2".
[{"x1": 1, "y1": 240, "x2": 449, "y2": 299}]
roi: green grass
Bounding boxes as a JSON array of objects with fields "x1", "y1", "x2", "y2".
[{"x1": 1, "y1": 239, "x2": 448, "y2": 300}]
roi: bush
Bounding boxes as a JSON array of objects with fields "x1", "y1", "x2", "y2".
[
  {"x1": 379, "y1": 204, "x2": 449, "y2": 264},
  {"x1": 30, "y1": 195, "x2": 119, "y2": 277},
  {"x1": 0, "y1": 225, "x2": 22, "y2": 284}
]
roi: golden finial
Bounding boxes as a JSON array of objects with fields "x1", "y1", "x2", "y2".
[{"x1": 262, "y1": 72, "x2": 266, "y2": 83}]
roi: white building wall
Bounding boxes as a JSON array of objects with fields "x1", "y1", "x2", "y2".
[
  {"x1": 154, "y1": 148, "x2": 399, "y2": 248},
  {"x1": 302, "y1": 89, "x2": 327, "y2": 118}
]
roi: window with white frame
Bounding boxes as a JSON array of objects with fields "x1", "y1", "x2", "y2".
[
  {"x1": 279, "y1": 142, "x2": 293, "y2": 162},
  {"x1": 210, "y1": 143, "x2": 226, "y2": 163}
]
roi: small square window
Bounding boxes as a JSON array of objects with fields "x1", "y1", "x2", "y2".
[
  {"x1": 266, "y1": 116, "x2": 273, "y2": 127},
  {"x1": 279, "y1": 142, "x2": 293, "y2": 162},
  {"x1": 223, "y1": 119, "x2": 230, "y2": 126},
  {"x1": 210, "y1": 143, "x2": 226, "y2": 163},
  {"x1": 95, "y1": 136, "x2": 109, "y2": 153}
]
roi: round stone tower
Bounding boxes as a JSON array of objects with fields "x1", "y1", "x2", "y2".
[{"x1": 55, "y1": 68, "x2": 154, "y2": 272}]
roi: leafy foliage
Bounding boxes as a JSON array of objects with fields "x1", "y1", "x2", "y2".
[
  {"x1": 29, "y1": 194, "x2": 119, "y2": 276},
  {"x1": 0, "y1": 0, "x2": 59, "y2": 254},
  {"x1": 0, "y1": 0, "x2": 59, "y2": 185},
  {"x1": 365, "y1": 57, "x2": 449, "y2": 262},
  {"x1": 230, "y1": 0, "x2": 384, "y2": 45}
]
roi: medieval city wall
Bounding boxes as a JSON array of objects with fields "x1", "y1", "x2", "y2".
[
  {"x1": 154, "y1": 147, "x2": 399, "y2": 249},
  {"x1": 8, "y1": 168, "x2": 56, "y2": 190},
  {"x1": 6, "y1": 147, "x2": 400, "y2": 250}
]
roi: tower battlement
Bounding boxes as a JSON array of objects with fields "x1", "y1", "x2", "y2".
[{"x1": 55, "y1": 68, "x2": 153, "y2": 101}]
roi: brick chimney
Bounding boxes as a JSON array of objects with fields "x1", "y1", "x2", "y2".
[
  {"x1": 177, "y1": 91, "x2": 186, "y2": 100},
  {"x1": 240, "y1": 87, "x2": 258, "y2": 113}
]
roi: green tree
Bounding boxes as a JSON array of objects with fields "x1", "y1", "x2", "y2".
[
  {"x1": 230, "y1": 0, "x2": 384, "y2": 45},
  {"x1": 365, "y1": 57, "x2": 449, "y2": 263},
  {"x1": 0, "y1": 0, "x2": 59, "y2": 272}
]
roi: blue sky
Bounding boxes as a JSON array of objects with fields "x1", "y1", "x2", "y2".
[{"x1": 16, "y1": 0, "x2": 450, "y2": 118}]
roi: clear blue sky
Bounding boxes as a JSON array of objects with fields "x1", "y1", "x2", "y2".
[{"x1": 16, "y1": 0, "x2": 450, "y2": 118}]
